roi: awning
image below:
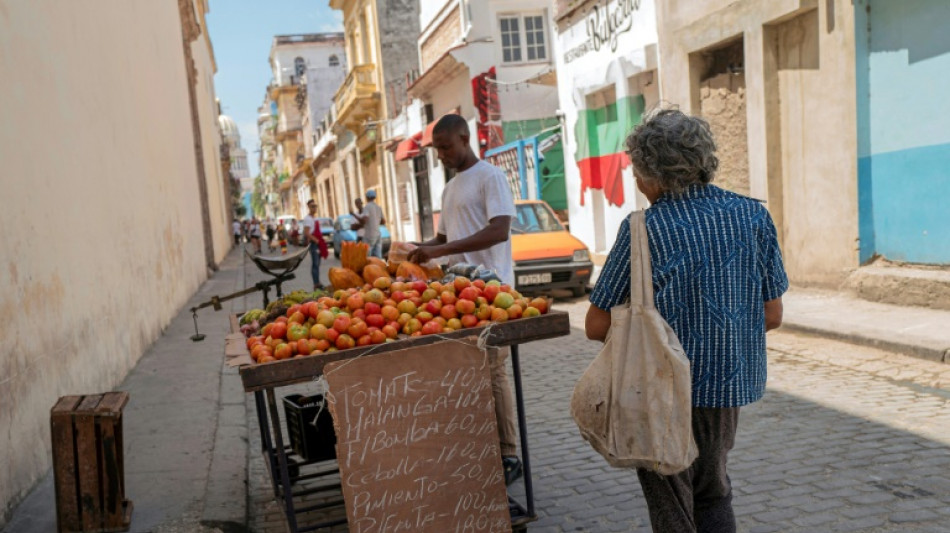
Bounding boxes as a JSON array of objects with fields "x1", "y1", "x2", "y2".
[
  {"x1": 420, "y1": 120, "x2": 438, "y2": 147},
  {"x1": 419, "y1": 110, "x2": 460, "y2": 147},
  {"x1": 395, "y1": 133, "x2": 422, "y2": 161}
]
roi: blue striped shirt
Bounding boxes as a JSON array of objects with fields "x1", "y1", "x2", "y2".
[{"x1": 590, "y1": 184, "x2": 788, "y2": 407}]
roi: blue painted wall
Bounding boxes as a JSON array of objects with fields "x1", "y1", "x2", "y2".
[{"x1": 855, "y1": 0, "x2": 950, "y2": 264}]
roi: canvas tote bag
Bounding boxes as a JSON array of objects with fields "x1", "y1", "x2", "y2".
[{"x1": 570, "y1": 211, "x2": 698, "y2": 474}]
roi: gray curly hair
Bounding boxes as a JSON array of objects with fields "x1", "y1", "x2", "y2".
[{"x1": 624, "y1": 109, "x2": 719, "y2": 195}]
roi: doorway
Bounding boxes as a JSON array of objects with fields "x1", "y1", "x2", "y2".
[{"x1": 413, "y1": 154, "x2": 434, "y2": 240}]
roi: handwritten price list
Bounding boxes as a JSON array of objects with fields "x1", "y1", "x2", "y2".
[{"x1": 325, "y1": 340, "x2": 512, "y2": 533}]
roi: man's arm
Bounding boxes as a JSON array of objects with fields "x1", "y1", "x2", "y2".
[
  {"x1": 408, "y1": 216, "x2": 510, "y2": 264},
  {"x1": 585, "y1": 304, "x2": 611, "y2": 342},
  {"x1": 414, "y1": 234, "x2": 447, "y2": 247},
  {"x1": 765, "y1": 297, "x2": 783, "y2": 331}
]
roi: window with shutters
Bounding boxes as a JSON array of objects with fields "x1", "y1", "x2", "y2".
[{"x1": 499, "y1": 13, "x2": 548, "y2": 64}]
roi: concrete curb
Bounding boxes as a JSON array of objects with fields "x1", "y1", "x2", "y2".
[
  {"x1": 781, "y1": 289, "x2": 950, "y2": 365},
  {"x1": 200, "y1": 250, "x2": 250, "y2": 532},
  {"x1": 778, "y1": 321, "x2": 949, "y2": 364}
]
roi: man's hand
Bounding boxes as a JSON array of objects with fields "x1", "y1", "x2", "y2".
[{"x1": 408, "y1": 244, "x2": 444, "y2": 264}]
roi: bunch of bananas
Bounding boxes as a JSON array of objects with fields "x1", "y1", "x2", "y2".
[{"x1": 239, "y1": 308, "x2": 266, "y2": 325}]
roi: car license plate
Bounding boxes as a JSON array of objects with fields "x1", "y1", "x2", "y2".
[{"x1": 518, "y1": 273, "x2": 552, "y2": 286}]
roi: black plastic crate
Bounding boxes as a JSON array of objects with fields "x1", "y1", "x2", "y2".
[{"x1": 282, "y1": 394, "x2": 337, "y2": 463}]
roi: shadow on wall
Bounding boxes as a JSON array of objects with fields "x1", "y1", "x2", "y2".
[{"x1": 866, "y1": 0, "x2": 950, "y2": 64}]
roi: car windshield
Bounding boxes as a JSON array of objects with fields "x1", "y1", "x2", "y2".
[{"x1": 512, "y1": 203, "x2": 564, "y2": 234}]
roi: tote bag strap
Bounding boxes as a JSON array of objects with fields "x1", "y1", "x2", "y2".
[{"x1": 628, "y1": 211, "x2": 655, "y2": 308}]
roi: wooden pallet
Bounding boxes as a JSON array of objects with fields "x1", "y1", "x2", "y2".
[{"x1": 51, "y1": 392, "x2": 133, "y2": 533}]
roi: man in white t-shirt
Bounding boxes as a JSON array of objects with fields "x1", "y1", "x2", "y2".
[
  {"x1": 408, "y1": 113, "x2": 521, "y2": 485},
  {"x1": 352, "y1": 189, "x2": 386, "y2": 257},
  {"x1": 232, "y1": 219, "x2": 242, "y2": 245},
  {"x1": 249, "y1": 218, "x2": 262, "y2": 254}
]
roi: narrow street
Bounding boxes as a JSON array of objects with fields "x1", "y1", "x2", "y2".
[{"x1": 242, "y1": 249, "x2": 950, "y2": 533}]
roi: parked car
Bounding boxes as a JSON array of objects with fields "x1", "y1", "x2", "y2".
[
  {"x1": 511, "y1": 200, "x2": 592, "y2": 296},
  {"x1": 315, "y1": 217, "x2": 334, "y2": 245},
  {"x1": 332, "y1": 214, "x2": 391, "y2": 258}
]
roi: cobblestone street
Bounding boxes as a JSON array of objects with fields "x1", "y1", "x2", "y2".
[{"x1": 243, "y1": 253, "x2": 950, "y2": 533}]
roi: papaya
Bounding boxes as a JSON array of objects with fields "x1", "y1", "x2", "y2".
[
  {"x1": 329, "y1": 267, "x2": 364, "y2": 290},
  {"x1": 362, "y1": 264, "x2": 389, "y2": 285},
  {"x1": 396, "y1": 262, "x2": 428, "y2": 281},
  {"x1": 342, "y1": 241, "x2": 369, "y2": 274},
  {"x1": 365, "y1": 256, "x2": 387, "y2": 273}
]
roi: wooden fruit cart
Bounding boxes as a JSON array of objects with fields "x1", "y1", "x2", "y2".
[{"x1": 227, "y1": 310, "x2": 571, "y2": 532}]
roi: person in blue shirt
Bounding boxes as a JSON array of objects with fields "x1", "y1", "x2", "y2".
[{"x1": 585, "y1": 109, "x2": 788, "y2": 533}]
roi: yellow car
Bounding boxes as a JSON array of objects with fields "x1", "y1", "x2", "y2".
[{"x1": 511, "y1": 200, "x2": 592, "y2": 296}]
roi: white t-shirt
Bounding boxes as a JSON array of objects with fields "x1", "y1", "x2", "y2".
[
  {"x1": 437, "y1": 160, "x2": 516, "y2": 284},
  {"x1": 302, "y1": 215, "x2": 316, "y2": 242},
  {"x1": 250, "y1": 221, "x2": 261, "y2": 237},
  {"x1": 232, "y1": 220, "x2": 241, "y2": 235},
  {"x1": 362, "y1": 201, "x2": 384, "y2": 241}
]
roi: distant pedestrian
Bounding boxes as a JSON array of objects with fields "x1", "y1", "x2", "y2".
[
  {"x1": 289, "y1": 219, "x2": 300, "y2": 247},
  {"x1": 351, "y1": 197, "x2": 365, "y2": 243},
  {"x1": 232, "y1": 219, "x2": 242, "y2": 245},
  {"x1": 249, "y1": 218, "x2": 262, "y2": 254},
  {"x1": 277, "y1": 224, "x2": 288, "y2": 254},
  {"x1": 302, "y1": 199, "x2": 329, "y2": 289},
  {"x1": 265, "y1": 219, "x2": 276, "y2": 252},
  {"x1": 585, "y1": 109, "x2": 789, "y2": 533},
  {"x1": 351, "y1": 190, "x2": 385, "y2": 257}
]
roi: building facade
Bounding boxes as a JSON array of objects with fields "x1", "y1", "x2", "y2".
[
  {"x1": 329, "y1": 0, "x2": 421, "y2": 234},
  {"x1": 855, "y1": 0, "x2": 950, "y2": 265},
  {"x1": 403, "y1": 0, "x2": 563, "y2": 240},
  {"x1": 0, "y1": 0, "x2": 229, "y2": 523},
  {"x1": 266, "y1": 33, "x2": 346, "y2": 218},
  {"x1": 553, "y1": 0, "x2": 659, "y2": 257},
  {"x1": 219, "y1": 113, "x2": 253, "y2": 217},
  {"x1": 656, "y1": 0, "x2": 860, "y2": 286}
]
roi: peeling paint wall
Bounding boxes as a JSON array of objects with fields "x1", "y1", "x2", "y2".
[
  {"x1": 700, "y1": 73, "x2": 749, "y2": 196},
  {"x1": 658, "y1": 0, "x2": 859, "y2": 286},
  {"x1": 0, "y1": 1, "x2": 214, "y2": 522}
]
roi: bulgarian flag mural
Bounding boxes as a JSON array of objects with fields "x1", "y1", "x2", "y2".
[{"x1": 574, "y1": 93, "x2": 646, "y2": 207}]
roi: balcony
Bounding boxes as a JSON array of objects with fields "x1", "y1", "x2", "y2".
[
  {"x1": 276, "y1": 117, "x2": 302, "y2": 142},
  {"x1": 333, "y1": 64, "x2": 380, "y2": 131}
]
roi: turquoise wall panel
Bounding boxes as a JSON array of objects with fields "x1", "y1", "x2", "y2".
[
  {"x1": 856, "y1": 0, "x2": 950, "y2": 264},
  {"x1": 860, "y1": 143, "x2": 950, "y2": 264}
]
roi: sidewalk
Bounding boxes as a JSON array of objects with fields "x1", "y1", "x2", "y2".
[
  {"x1": 2, "y1": 248, "x2": 256, "y2": 533},
  {"x1": 596, "y1": 265, "x2": 950, "y2": 364},
  {"x1": 781, "y1": 288, "x2": 950, "y2": 363}
]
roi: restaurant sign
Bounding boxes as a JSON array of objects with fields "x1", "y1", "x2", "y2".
[{"x1": 563, "y1": 0, "x2": 642, "y2": 64}]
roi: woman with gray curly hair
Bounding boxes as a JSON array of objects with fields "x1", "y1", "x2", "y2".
[{"x1": 585, "y1": 109, "x2": 789, "y2": 533}]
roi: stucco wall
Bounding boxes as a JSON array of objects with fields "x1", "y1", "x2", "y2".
[
  {"x1": 192, "y1": 36, "x2": 231, "y2": 264},
  {"x1": 657, "y1": 0, "x2": 859, "y2": 286},
  {"x1": 0, "y1": 1, "x2": 214, "y2": 521},
  {"x1": 855, "y1": 0, "x2": 950, "y2": 264},
  {"x1": 420, "y1": 4, "x2": 462, "y2": 72},
  {"x1": 554, "y1": 0, "x2": 658, "y2": 255}
]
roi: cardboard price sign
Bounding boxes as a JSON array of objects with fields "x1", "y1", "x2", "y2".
[{"x1": 325, "y1": 339, "x2": 511, "y2": 532}]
